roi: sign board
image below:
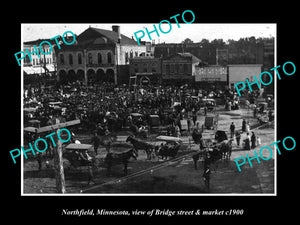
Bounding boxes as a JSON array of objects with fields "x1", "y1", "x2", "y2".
[{"x1": 195, "y1": 66, "x2": 227, "y2": 82}]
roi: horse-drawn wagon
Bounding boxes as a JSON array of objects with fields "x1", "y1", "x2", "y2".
[
  {"x1": 64, "y1": 143, "x2": 94, "y2": 168},
  {"x1": 200, "y1": 98, "x2": 216, "y2": 113},
  {"x1": 155, "y1": 136, "x2": 182, "y2": 160}
]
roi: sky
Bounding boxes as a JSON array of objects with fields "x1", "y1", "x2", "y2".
[{"x1": 22, "y1": 23, "x2": 276, "y2": 44}]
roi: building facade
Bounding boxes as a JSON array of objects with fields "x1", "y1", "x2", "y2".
[
  {"x1": 228, "y1": 64, "x2": 263, "y2": 90},
  {"x1": 129, "y1": 56, "x2": 162, "y2": 85},
  {"x1": 23, "y1": 39, "x2": 58, "y2": 75},
  {"x1": 195, "y1": 65, "x2": 228, "y2": 89},
  {"x1": 161, "y1": 53, "x2": 201, "y2": 84},
  {"x1": 56, "y1": 26, "x2": 147, "y2": 85}
]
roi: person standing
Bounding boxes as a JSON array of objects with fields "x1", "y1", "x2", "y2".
[
  {"x1": 175, "y1": 125, "x2": 181, "y2": 137},
  {"x1": 246, "y1": 122, "x2": 250, "y2": 133},
  {"x1": 253, "y1": 105, "x2": 257, "y2": 118},
  {"x1": 192, "y1": 110, "x2": 197, "y2": 126},
  {"x1": 202, "y1": 155, "x2": 211, "y2": 190},
  {"x1": 235, "y1": 131, "x2": 241, "y2": 147},
  {"x1": 256, "y1": 136, "x2": 261, "y2": 146},
  {"x1": 244, "y1": 133, "x2": 251, "y2": 150},
  {"x1": 242, "y1": 119, "x2": 246, "y2": 132},
  {"x1": 36, "y1": 151, "x2": 42, "y2": 171},
  {"x1": 187, "y1": 116, "x2": 191, "y2": 133},
  {"x1": 251, "y1": 131, "x2": 256, "y2": 149},
  {"x1": 91, "y1": 132, "x2": 101, "y2": 155},
  {"x1": 79, "y1": 149, "x2": 95, "y2": 185},
  {"x1": 230, "y1": 122, "x2": 235, "y2": 138}
]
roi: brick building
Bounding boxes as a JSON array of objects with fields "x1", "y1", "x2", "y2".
[
  {"x1": 56, "y1": 26, "x2": 147, "y2": 85},
  {"x1": 129, "y1": 56, "x2": 162, "y2": 85},
  {"x1": 161, "y1": 52, "x2": 201, "y2": 84}
]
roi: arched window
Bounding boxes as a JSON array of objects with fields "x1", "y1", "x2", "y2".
[
  {"x1": 88, "y1": 53, "x2": 93, "y2": 64},
  {"x1": 78, "y1": 53, "x2": 82, "y2": 64},
  {"x1": 152, "y1": 62, "x2": 157, "y2": 72},
  {"x1": 143, "y1": 63, "x2": 147, "y2": 72},
  {"x1": 60, "y1": 54, "x2": 64, "y2": 64},
  {"x1": 130, "y1": 50, "x2": 133, "y2": 59},
  {"x1": 166, "y1": 64, "x2": 170, "y2": 74},
  {"x1": 125, "y1": 52, "x2": 129, "y2": 63},
  {"x1": 107, "y1": 52, "x2": 112, "y2": 64},
  {"x1": 97, "y1": 53, "x2": 102, "y2": 64},
  {"x1": 69, "y1": 54, "x2": 73, "y2": 65}
]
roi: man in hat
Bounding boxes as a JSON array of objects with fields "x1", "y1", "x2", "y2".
[{"x1": 91, "y1": 132, "x2": 101, "y2": 155}]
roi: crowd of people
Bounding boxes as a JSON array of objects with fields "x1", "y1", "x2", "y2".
[{"x1": 23, "y1": 81, "x2": 234, "y2": 136}]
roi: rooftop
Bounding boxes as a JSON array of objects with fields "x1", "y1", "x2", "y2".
[{"x1": 81, "y1": 27, "x2": 140, "y2": 46}]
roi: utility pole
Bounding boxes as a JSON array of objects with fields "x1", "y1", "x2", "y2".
[
  {"x1": 53, "y1": 129, "x2": 65, "y2": 193},
  {"x1": 28, "y1": 119, "x2": 80, "y2": 193}
]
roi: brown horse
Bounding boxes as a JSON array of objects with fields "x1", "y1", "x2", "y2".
[
  {"x1": 192, "y1": 139, "x2": 232, "y2": 170},
  {"x1": 104, "y1": 149, "x2": 138, "y2": 176},
  {"x1": 126, "y1": 135, "x2": 154, "y2": 160},
  {"x1": 219, "y1": 139, "x2": 233, "y2": 161}
]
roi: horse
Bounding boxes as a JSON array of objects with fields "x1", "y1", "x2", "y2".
[
  {"x1": 126, "y1": 135, "x2": 154, "y2": 160},
  {"x1": 104, "y1": 149, "x2": 138, "y2": 176},
  {"x1": 219, "y1": 139, "x2": 233, "y2": 161},
  {"x1": 99, "y1": 133, "x2": 117, "y2": 152},
  {"x1": 156, "y1": 142, "x2": 181, "y2": 160},
  {"x1": 192, "y1": 146, "x2": 223, "y2": 171}
]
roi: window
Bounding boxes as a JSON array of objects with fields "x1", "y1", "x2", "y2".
[
  {"x1": 69, "y1": 54, "x2": 73, "y2": 65},
  {"x1": 184, "y1": 64, "x2": 188, "y2": 73},
  {"x1": 107, "y1": 52, "x2": 112, "y2": 64},
  {"x1": 166, "y1": 64, "x2": 170, "y2": 74},
  {"x1": 125, "y1": 52, "x2": 129, "y2": 63},
  {"x1": 78, "y1": 53, "x2": 82, "y2": 64},
  {"x1": 179, "y1": 64, "x2": 183, "y2": 73},
  {"x1": 88, "y1": 53, "x2": 93, "y2": 64},
  {"x1": 60, "y1": 54, "x2": 64, "y2": 64},
  {"x1": 175, "y1": 64, "x2": 179, "y2": 74},
  {"x1": 170, "y1": 64, "x2": 174, "y2": 73},
  {"x1": 143, "y1": 63, "x2": 147, "y2": 73},
  {"x1": 152, "y1": 62, "x2": 157, "y2": 72},
  {"x1": 130, "y1": 50, "x2": 133, "y2": 59},
  {"x1": 97, "y1": 53, "x2": 102, "y2": 64},
  {"x1": 134, "y1": 64, "x2": 138, "y2": 73}
]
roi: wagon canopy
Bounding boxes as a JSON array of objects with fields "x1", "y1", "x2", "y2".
[
  {"x1": 156, "y1": 135, "x2": 182, "y2": 143},
  {"x1": 65, "y1": 143, "x2": 93, "y2": 151}
]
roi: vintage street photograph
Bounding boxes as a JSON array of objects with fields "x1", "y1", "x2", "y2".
[{"x1": 21, "y1": 23, "x2": 276, "y2": 195}]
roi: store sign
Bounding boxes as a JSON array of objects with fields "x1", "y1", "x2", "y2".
[{"x1": 195, "y1": 66, "x2": 227, "y2": 82}]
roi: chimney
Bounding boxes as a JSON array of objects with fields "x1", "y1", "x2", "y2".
[{"x1": 112, "y1": 25, "x2": 121, "y2": 43}]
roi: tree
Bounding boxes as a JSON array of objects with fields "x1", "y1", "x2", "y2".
[{"x1": 182, "y1": 38, "x2": 193, "y2": 44}]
